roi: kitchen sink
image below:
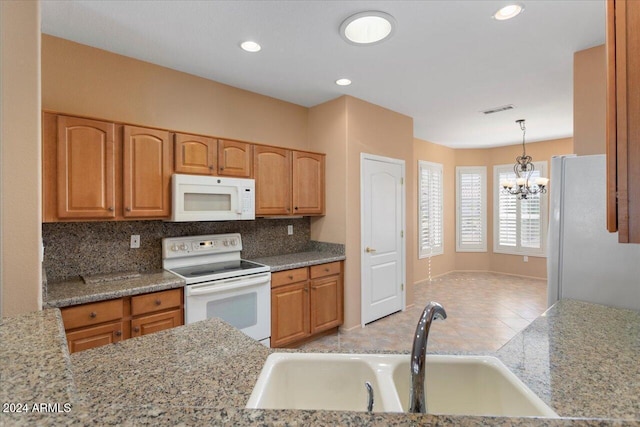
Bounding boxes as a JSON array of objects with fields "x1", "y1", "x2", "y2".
[
  {"x1": 246, "y1": 353, "x2": 558, "y2": 418},
  {"x1": 390, "y1": 355, "x2": 558, "y2": 417}
]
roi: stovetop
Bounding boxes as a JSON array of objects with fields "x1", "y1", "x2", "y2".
[{"x1": 170, "y1": 259, "x2": 269, "y2": 281}]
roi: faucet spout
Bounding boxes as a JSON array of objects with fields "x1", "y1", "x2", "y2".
[{"x1": 408, "y1": 301, "x2": 447, "y2": 414}]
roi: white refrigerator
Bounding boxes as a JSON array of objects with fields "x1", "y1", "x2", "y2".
[{"x1": 547, "y1": 154, "x2": 640, "y2": 311}]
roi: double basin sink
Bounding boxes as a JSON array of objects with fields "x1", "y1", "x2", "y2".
[{"x1": 246, "y1": 353, "x2": 558, "y2": 417}]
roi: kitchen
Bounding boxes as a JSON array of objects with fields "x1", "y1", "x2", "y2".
[{"x1": 2, "y1": 0, "x2": 640, "y2": 425}]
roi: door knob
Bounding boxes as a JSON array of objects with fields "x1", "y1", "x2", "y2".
[{"x1": 365, "y1": 247, "x2": 377, "y2": 253}]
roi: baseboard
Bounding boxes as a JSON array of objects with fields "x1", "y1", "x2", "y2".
[{"x1": 413, "y1": 269, "x2": 546, "y2": 286}]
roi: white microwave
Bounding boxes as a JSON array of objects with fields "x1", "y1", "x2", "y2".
[{"x1": 170, "y1": 174, "x2": 255, "y2": 222}]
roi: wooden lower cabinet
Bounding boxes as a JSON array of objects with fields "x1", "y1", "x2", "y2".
[
  {"x1": 271, "y1": 261, "x2": 343, "y2": 348},
  {"x1": 61, "y1": 288, "x2": 184, "y2": 353},
  {"x1": 131, "y1": 308, "x2": 182, "y2": 338},
  {"x1": 65, "y1": 321, "x2": 125, "y2": 354}
]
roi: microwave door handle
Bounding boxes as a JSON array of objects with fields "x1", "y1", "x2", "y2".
[
  {"x1": 187, "y1": 275, "x2": 270, "y2": 295},
  {"x1": 236, "y1": 187, "x2": 242, "y2": 214}
]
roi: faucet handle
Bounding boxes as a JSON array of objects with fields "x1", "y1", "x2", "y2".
[{"x1": 365, "y1": 381, "x2": 374, "y2": 412}]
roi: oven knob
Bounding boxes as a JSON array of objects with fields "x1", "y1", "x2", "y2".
[
  {"x1": 223, "y1": 240, "x2": 229, "y2": 247},
  {"x1": 171, "y1": 244, "x2": 179, "y2": 252},
  {"x1": 231, "y1": 239, "x2": 238, "y2": 246},
  {"x1": 179, "y1": 243, "x2": 189, "y2": 251}
]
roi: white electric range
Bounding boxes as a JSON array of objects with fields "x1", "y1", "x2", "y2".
[{"x1": 162, "y1": 233, "x2": 271, "y2": 346}]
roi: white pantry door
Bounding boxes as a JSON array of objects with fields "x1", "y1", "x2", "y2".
[{"x1": 361, "y1": 154, "x2": 405, "y2": 326}]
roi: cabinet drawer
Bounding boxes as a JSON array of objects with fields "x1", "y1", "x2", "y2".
[
  {"x1": 61, "y1": 299, "x2": 124, "y2": 330},
  {"x1": 310, "y1": 262, "x2": 341, "y2": 279},
  {"x1": 272, "y1": 268, "x2": 308, "y2": 288},
  {"x1": 131, "y1": 288, "x2": 182, "y2": 316}
]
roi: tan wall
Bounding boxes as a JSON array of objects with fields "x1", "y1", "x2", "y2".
[
  {"x1": 41, "y1": 35, "x2": 309, "y2": 150},
  {"x1": 308, "y1": 97, "x2": 348, "y2": 244},
  {"x1": 344, "y1": 96, "x2": 414, "y2": 328},
  {"x1": 0, "y1": 0, "x2": 42, "y2": 316},
  {"x1": 455, "y1": 138, "x2": 574, "y2": 279},
  {"x1": 574, "y1": 45, "x2": 606, "y2": 156},
  {"x1": 413, "y1": 139, "x2": 456, "y2": 284}
]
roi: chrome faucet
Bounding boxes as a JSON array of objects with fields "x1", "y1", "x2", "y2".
[{"x1": 409, "y1": 301, "x2": 447, "y2": 414}]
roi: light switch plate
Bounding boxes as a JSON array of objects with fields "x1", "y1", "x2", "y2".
[
  {"x1": 130, "y1": 235, "x2": 141, "y2": 249},
  {"x1": 287, "y1": 225, "x2": 293, "y2": 235}
]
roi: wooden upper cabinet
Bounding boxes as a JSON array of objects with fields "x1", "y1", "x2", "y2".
[
  {"x1": 174, "y1": 133, "x2": 216, "y2": 175},
  {"x1": 122, "y1": 126, "x2": 171, "y2": 218},
  {"x1": 218, "y1": 140, "x2": 252, "y2": 177},
  {"x1": 606, "y1": 0, "x2": 640, "y2": 243},
  {"x1": 254, "y1": 145, "x2": 292, "y2": 215},
  {"x1": 293, "y1": 151, "x2": 325, "y2": 215},
  {"x1": 55, "y1": 116, "x2": 116, "y2": 219}
]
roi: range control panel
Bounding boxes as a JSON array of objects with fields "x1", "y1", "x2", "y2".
[{"x1": 162, "y1": 233, "x2": 242, "y2": 258}]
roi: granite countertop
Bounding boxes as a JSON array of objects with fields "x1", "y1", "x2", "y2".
[
  {"x1": 3, "y1": 299, "x2": 639, "y2": 426},
  {"x1": 43, "y1": 270, "x2": 185, "y2": 308},
  {"x1": 250, "y1": 251, "x2": 346, "y2": 272}
]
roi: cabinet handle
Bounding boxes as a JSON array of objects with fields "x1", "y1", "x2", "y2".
[
  {"x1": 304, "y1": 286, "x2": 309, "y2": 293},
  {"x1": 288, "y1": 275, "x2": 294, "y2": 280},
  {"x1": 114, "y1": 331, "x2": 122, "y2": 337},
  {"x1": 125, "y1": 207, "x2": 131, "y2": 212},
  {"x1": 108, "y1": 206, "x2": 114, "y2": 212},
  {"x1": 89, "y1": 312, "x2": 97, "y2": 318},
  {"x1": 133, "y1": 327, "x2": 140, "y2": 333},
  {"x1": 155, "y1": 299, "x2": 162, "y2": 306}
]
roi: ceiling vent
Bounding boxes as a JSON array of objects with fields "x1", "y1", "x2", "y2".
[{"x1": 481, "y1": 104, "x2": 515, "y2": 115}]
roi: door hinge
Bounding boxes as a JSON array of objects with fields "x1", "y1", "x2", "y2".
[
  {"x1": 401, "y1": 230, "x2": 404, "y2": 238},
  {"x1": 401, "y1": 283, "x2": 404, "y2": 291},
  {"x1": 400, "y1": 177, "x2": 404, "y2": 185}
]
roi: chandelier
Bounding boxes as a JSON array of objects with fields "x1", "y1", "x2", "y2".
[{"x1": 500, "y1": 119, "x2": 549, "y2": 199}]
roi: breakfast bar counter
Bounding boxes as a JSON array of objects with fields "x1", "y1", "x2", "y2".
[{"x1": 2, "y1": 300, "x2": 639, "y2": 426}]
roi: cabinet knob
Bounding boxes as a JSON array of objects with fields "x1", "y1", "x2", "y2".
[
  {"x1": 108, "y1": 206, "x2": 114, "y2": 212},
  {"x1": 209, "y1": 165, "x2": 214, "y2": 170},
  {"x1": 220, "y1": 166, "x2": 224, "y2": 170},
  {"x1": 114, "y1": 331, "x2": 122, "y2": 337},
  {"x1": 304, "y1": 286, "x2": 309, "y2": 293},
  {"x1": 155, "y1": 299, "x2": 162, "y2": 306},
  {"x1": 294, "y1": 206, "x2": 298, "y2": 210},
  {"x1": 288, "y1": 275, "x2": 294, "y2": 280},
  {"x1": 325, "y1": 268, "x2": 330, "y2": 272},
  {"x1": 133, "y1": 327, "x2": 140, "y2": 333},
  {"x1": 89, "y1": 312, "x2": 97, "y2": 318},
  {"x1": 125, "y1": 207, "x2": 131, "y2": 212}
]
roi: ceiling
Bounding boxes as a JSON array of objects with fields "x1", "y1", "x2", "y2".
[{"x1": 40, "y1": 1, "x2": 605, "y2": 149}]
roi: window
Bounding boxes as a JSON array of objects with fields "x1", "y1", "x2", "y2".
[
  {"x1": 418, "y1": 161, "x2": 443, "y2": 258},
  {"x1": 456, "y1": 166, "x2": 487, "y2": 252},
  {"x1": 493, "y1": 162, "x2": 548, "y2": 257}
]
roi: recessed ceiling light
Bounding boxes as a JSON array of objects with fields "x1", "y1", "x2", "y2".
[
  {"x1": 240, "y1": 41, "x2": 261, "y2": 52},
  {"x1": 336, "y1": 78, "x2": 352, "y2": 86},
  {"x1": 340, "y1": 11, "x2": 396, "y2": 45},
  {"x1": 493, "y1": 4, "x2": 524, "y2": 20}
]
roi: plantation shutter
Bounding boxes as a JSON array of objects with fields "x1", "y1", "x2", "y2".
[
  {"x1": 497, "y1": 170, "x2": 518, "y2": 247},
  {"x1": 418, "y1": 161, "x2": 443, "y2": 258},
  {"x1": 456, "y1": 167, "x2": 487, "y2": 252},
  {"x1": 521, "y1": 171, "x2": 541, "y2": 249}
]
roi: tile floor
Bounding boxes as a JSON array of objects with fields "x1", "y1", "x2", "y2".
[{"x1": 298, "y1": 271, "x2": 548, "y2": 353}]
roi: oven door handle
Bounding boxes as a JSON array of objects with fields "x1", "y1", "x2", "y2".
[{"x1": 187, "y1": 274, "x2": 270, "y2": 296}]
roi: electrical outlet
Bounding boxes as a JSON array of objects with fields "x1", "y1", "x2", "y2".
[
  {"x1": 130, "y1": 235, "x2": 141, "y2": 249},
  {"x1": 523, "y1": 255, "x2": 528, "y2": 262},
  {"x1": 287, "y1": 225, "x2": 293, "y2": 235}
]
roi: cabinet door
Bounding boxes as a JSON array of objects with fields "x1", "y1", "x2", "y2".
[
  {"x1": 254, "y1": 146, "x2": 291, "y2": 215},
  {"x1": 56, "y1": 116, "x2": 115, "y2": 219},
  {"x1": 292, "y1": 151, "x2": 325, "y2": 215},
  {"x1": 174, "y1": 133, "x2": 216, "y2": 175},
  {"x1": 131, "y1": 308, "x2": 183, "y2": 338},
  {"x1": 271, "y1": 282, "x2": 310, "y2": 347},
  {"x1": 66, "y1": 321, "x2": 124, "y2": 354},
  {"x1": 310, "y1": 275, "x2": 343, "y2": 334},
  {"x1": 218, "y1": 140, "x2": 252, "y2": 177},
  {"x1": 123, "y1": 126, "x2": 171, "y2": 217}
]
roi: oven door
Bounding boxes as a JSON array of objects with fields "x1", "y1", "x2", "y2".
[{"x1": 185, "y1": 272, "x2": 271, "y2": 346}]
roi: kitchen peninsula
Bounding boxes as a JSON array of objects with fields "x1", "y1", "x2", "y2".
[{"x1": 2, "y1": 299, "x2": 638, "y2": 426}]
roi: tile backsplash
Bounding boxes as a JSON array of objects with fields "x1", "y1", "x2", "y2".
[{"x1": 43, "y1": 218, "x2": 311, "y2": 282}]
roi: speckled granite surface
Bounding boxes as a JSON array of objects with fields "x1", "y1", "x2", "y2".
[
  {"x1": 4, "y1": 300, "x2": 639, "y2": 426},
  {"x1": 250, "y1": 251, "x2": 346, "y2": 272},
  {"x1": 43, "y1": 270, "x2": 185, "y2": 308},
  {"x1": 497, "y1": 299, "x2": 640, "y2": 420}
]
